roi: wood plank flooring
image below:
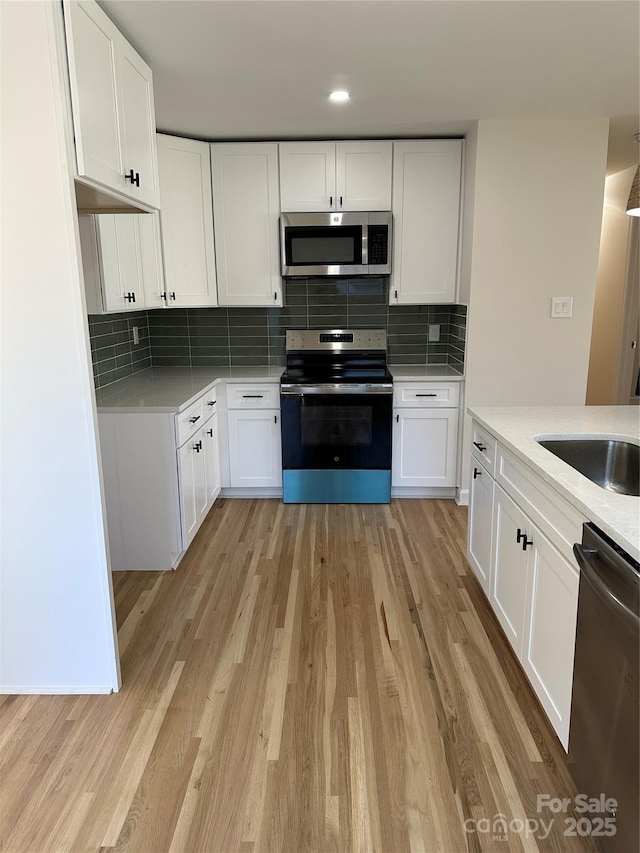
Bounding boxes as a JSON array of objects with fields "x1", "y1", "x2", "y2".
[{"x1": 0, "y1": 499, "x2": 595, "y2": 853}]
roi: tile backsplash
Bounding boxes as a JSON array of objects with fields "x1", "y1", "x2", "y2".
[{"x1": 89, "y1": 278, "x2": 467, "y2": 387}]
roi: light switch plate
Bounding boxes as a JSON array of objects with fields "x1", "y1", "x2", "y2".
[{"x1": 551, "y1": 297, "x2": 573, "y2": 318}]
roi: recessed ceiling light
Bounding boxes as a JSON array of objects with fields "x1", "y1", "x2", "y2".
[{"x1": 329, "y1": 90, "x2": 350, "y2": 103}]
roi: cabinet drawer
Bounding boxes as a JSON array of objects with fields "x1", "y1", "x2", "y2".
[
  {"x1": 226, "y1": 383, "x2": 280, "y2": 409},
  {"x1": 175, "y1": 396, "x2": 205, "y2": 447},
  {"x1": 471, "y1": 422, "x2": 497, "y2": 475},
  {"x1": 393, "y1": 382, "x2": 460, "y2": 408},
  {"x1": 496, "y1": 446, "x2": 587, "y2": 564},
  {"x1": 201, "y1": 387, "x2": 217, "y2": 414}
]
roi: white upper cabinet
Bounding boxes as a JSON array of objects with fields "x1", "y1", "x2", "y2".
[
  {"x1": 156, "y1": 134, "x2": 218, "y2": 307},
  {"x1": 63, "y1": 0, "x2": 160, "y2": 209},
  {"x1": 211, "y1": 143, "x2": 281, "y2": 307},
  {"x1": 391, "y1": 140, "x2": 463, "y2": 305},
  {"x1": 279, "y1": 141, "x2": 392, "y2": 212},
  {"x1": 79, "y1": 213, "x2": 165, "y2": 313}
]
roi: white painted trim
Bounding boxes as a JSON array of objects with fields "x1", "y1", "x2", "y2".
[
  {"x1": 391, "y1": 487, "x2": 457, "y2": 499},
  {"x1": 220, "y1": 488, "x2": 283, "y2": 498},
  {"x1": 457, "y1": 488, "x2": 469, "y2": 506},
  {"x1": 0, "y1": 685, "x2": 115, "y2": 695}
]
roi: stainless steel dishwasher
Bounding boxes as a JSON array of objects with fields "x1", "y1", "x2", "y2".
[{"x1": 570, "y1": 523, "x2": 639, "y2": 852}]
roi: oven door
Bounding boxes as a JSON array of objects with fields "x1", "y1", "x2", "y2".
[{"x1": 280, "y1": 392, "x2": 392, "y2": 470}]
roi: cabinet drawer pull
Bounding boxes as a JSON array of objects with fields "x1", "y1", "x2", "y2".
[
  {"x1": 189, "y1": 415, "x2": 201, "y2": 424},
  {"x1": 193, "y1": 440, "x2": 202, "y2": 453},
  {"x1": 242, "y1": 394, "x2": 264, "y2": 399},
  {"x1": 124, "y1": 169, "x2": 140, "y2": 187},
  {"x1": 329, "y1": 195, "x2": 333, "y2": 207},
  {"x1": 516, "y1": 528, "x2": 525, "y2": 543},
  {"x1": 170, "y1": 292, "x2": 176, "y2": 301},
  {"x1": 396, "y1": 414, "x2": 400, "y2": 423},
  {"x1": 473, "y1": 441, "x2": 487, "y2": 452},
  {"x1": 160, "y1": 292, "x2": 167, "y2": 301},
  {"x1": 207, "y1": 428, "x2": 213, "y2": 437},
  {"x1": 124, "y1": 292, "x2": 135, "y2": 303},
  {"x1": 339, "y1": 196, "x2": 343, "y2": 207},
  {"x1": 522, "y1": 535, "x2": 533, "y2": 551},
  {"x1": 415, "y1": 393, "x2": 437, "y2": 397},
  {"x1": 207, "y1": 401, "x2": 215, "y2": 407},
  {"x1": 274, "y1": 414, "x2": 278, "y2": 424},
  {"x1": 473, "y1": 467, "x2": 481, "y2": 479}
]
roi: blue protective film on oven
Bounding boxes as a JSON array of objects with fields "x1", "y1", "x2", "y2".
[{"x1": 282, "y1": 469, "x2": 391, "y2": 504}]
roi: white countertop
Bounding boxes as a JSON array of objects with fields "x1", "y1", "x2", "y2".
[
  {"x1": 468, "y1": 406, "x2": 640, "y2": 561},
  {"x1": 96, "y1": 366, "x2": 283, "y2": 413},
  {"x1": 389, "y1": 365, "x2": 464, "y2": 381}
]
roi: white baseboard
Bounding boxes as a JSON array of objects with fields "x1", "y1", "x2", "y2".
[
  {"x1": 220, "y1": 488, "x2": 283, "y2": 498},
  {"x1": 456, "y1": 488, "x2": 469, "y2": 506},
  {"x1": 0, "y1": 685, "x2": 116, "y2": 694},
  {"x1": 391, "y1": 487, "x2": 457, "y2": 499}
]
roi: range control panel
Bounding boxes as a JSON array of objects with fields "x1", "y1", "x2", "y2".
[{"x1": 286, "y1": 329, "x2": 387, "y2": 352}]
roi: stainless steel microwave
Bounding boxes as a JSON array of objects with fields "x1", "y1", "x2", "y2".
[{"x1": 280, "y1": 211, "x2": 392, "y2": 277}]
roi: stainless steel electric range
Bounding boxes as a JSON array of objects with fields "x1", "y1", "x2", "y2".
[{"x1": 280, "y1": 329, "x2": 393, "y2": 503}]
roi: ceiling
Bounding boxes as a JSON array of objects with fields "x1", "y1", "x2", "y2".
[{"x1": 100, "y1": 0, "x2": 639, "y2": 174}]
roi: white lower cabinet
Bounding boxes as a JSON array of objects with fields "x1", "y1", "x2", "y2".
[
  {"x1": 467, "y1": 420, "x2": 582, "y2": 749},
  {"x1": 391, "y1": 381, "x2": 460, "y2": 492},
  {"x1": 491, "y1": 485, "x2": 531, "y2": 655},
  {"x1": 99, "y1": 387, "x2": 221, "y2": 570},
  {"x1": 467, "y1": 455, "x2": 494, "y2": 596},
  {"x1": 227, "y1": 409, "x2": 282, "y2": 488}
]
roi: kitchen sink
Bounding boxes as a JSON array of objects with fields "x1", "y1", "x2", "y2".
[{"x1": 536, "y1": 438, "x2": 639, "y2": 496}]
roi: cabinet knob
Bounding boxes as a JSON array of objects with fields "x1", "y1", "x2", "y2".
[
  {"x1": 124, "y1": 169, "x2": 140, "y2": 188},
  {"x1": 473, "y1": 467, "x2": 481, "y2": 479}
]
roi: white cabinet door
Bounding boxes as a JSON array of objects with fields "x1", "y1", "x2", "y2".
[
  {"x1": 491, "y1": 485, "x2": 530, "y2": 657},
  {"x1": 391, "y1": 140, "x2": 462, "y2": 304},
  {"x1": 279, "y1": 142, "x2": 336, "y2": 212},
  {"x1": 157, "y1": 134, "x2": 217, "y2": 307},
  {"x1": 522, "y1": 528, "x2": 579, "y2": 749},
  {"x1": 203, "y1": 413, "x2": 221, "y2": 505},
  {"x1": 137, "y1": 214, "x2": 166, "y2": 309},
  {"x1": 178, "y1": 439, "x2": 200, "y2": 548},
  {"x1": 467, "y1": 456, "x2": 494, "y2": 596},
  {"x1": 117, "y1": 39, "x2": 160, "y2": 209},
  {"x1": 63, "y1": 0, "x2": 123, "y2": 192},
  {"x1": 63, "y1": 0, "x2": 160, "y2": 209},
  {"x1": 96, "y1": 215, "x2": 143, "y2": 312},
  {"x1": 211, "y1": 143, "x2": 281, "y2": 307},
  {"x1": 336, "y1": 141, "x2": 392, "y2": 211},
  {"x1": 392, "y1": 408, "x2": 458, "y2": 487},
  {"x1": 227, "y1": 410, "x2": 282, "y2": 488}
]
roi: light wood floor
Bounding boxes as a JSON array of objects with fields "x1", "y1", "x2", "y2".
[{"x1": 1, "y1": 499, "x2": 594, "y2": 853}]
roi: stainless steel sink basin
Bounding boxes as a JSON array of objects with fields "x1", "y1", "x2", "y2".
[{"x1": 537, "y1": 438, "x2": 639, "y2": 496}]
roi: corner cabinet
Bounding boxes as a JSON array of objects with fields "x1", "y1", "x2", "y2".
[
  {"x1": 211, "y1": 143, "x2": 282, "y2": 307},
  {"x1": 392, "y1": 381, "x2": 460, "y2": 493},
  {"x1": 98, "y1": 386, "x2": 221, "y2": 571},
  {"x1": 279, "y1": 141, "x2": 392, "y2": 212},
  {"x1": 466, "y1": 420, "x2": 585, "y2": 749},
  {"x1": 79, "y1": 213, "x2": 165, "y2": 312},
  {"x1": 63, "y1": 0, "x2": 160, "y2": 209},
  {"x1": 390, "y1": 140, "x2": 462, "y2": 305},
  {"x1": 156, "y1": 134, "x2": 218, "y2": 307}
]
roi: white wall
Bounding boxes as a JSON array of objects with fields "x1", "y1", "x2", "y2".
[
  {"x1": 0, "y1": 1, "x2": 120, "y2": 692},
  {"x1": 586, "y1": 166, "x2": 636, "y2": 404},
  {"x1": 459, "y1": 119, "x2": 609, "y2": 496}
]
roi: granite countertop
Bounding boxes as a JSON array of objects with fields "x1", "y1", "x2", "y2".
[
  {"x1": 468, "y1": 406, "x2": 640, "y2": 561},
  {"x1": 95, "y1": 366, "x2": 284, "y2": 413}
]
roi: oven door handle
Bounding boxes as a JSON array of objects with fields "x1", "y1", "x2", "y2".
[
  {"x1": 573, "y1": 543, "x2": 640, "y2": 628},
  {"x1": 280, "y1": 384, "x2": 393, "y2": 396}
]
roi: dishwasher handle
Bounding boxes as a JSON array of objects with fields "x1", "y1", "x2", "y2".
[{"x1": 573, "y1": 543, "x2": 640, "y2": 629}]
